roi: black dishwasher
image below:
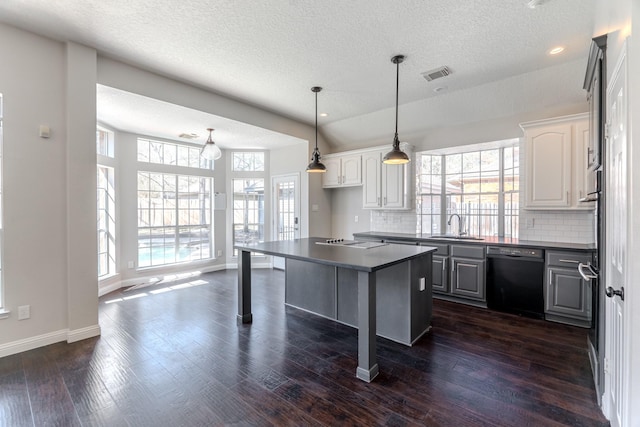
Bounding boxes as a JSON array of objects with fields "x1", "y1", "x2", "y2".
[{"x1": 486, "y1": 246, "x2": 545, "y2": 319}]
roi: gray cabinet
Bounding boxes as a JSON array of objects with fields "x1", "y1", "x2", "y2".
[
  {"x1": 545, "y1": 250, "x2": 592, "y2": 327},
  {"x1": 425, "y1": 243, "x2": 449, "y2": 293},
  {"x1": 429, "y1": 243, "x2": 486, "y2": 306},
  {"x1": 450, "y1": 245, "x2": 486, "y2": 302},
  {"x1": 285, "y1": 254, "x2": 433, "y2": 346}
]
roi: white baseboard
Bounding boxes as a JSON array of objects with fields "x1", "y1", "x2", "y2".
[
  {"x1": 0, "y1": 329, "x2": 68, "y2": 358},
  {"x1": 99, "y1": 280, "x2": 122, "y2": 297},
  {"x1": 99, "y1": 263, "x2": 279, "y2": 296},
  {"x1": 101, "y1": 263, "x2": 230, "y2": 296},
  {"x1": 0, "y1": 324, "x2": 102, "y2": 358},
  {"x1": 67, "y1": 324, "x2": 101, "y2": 343}
]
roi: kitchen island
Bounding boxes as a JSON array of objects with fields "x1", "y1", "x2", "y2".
[{"x1": 235, "y1": 237, "x2": 436, "y2": 382}]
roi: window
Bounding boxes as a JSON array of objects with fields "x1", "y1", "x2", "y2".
[
  {"x1": 137, "y1": 172, "x2": 212, "y2": 267},
  {"x1": 0, "y1": 94, "x2": 3, "y2": 309},
  {"x1": 97, "y1": 127, "x2": 116, "y2": 279},
  {"x1": 138, "y1": 137, "x2": 213, "y2": 170},
  {"x1": 416, "y1": 141, "x2": 519, "y2": 238},
  {"x1": 97, "y1": 127, "x2": 114, "y2": 157},
  {"x1": 136, "y1": 137, "x2": 215, "y2": 268},
  {"x1": 232, "y1": 152, "x2": 264, "y2": 172},
  {"x1": 232, "y1": 178, "x2": 264, "y2": 255},
  {"x1": 97, "y1": 166, "x2": 116, "y2": 278}
]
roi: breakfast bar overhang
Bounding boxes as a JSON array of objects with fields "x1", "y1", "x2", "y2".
[{"x1": 235, "y1": 237, "x2": 436, "y2": 382}]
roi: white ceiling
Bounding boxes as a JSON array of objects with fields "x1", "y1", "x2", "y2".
[{"x1": 0, "y1": 0, "x2": 595, "y2": 150}]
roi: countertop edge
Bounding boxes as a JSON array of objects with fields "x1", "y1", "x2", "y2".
[{"x1": 353, "y1": 232, "x2": 596, "y2": 251}]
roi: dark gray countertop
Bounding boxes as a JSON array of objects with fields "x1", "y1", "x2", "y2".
[
  {"x1": 353, "y1": 231, "x2": 596, "y2": 251},
  {"x1": 235, "y1": 237, "x2": 436, "y2": 272}
]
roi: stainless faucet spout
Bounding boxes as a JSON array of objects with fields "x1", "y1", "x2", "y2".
[{"x1": 447, "y1": 214, "x2": 464, "y2": 236}]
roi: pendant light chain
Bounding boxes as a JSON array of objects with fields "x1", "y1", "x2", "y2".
[{"x1": 315, "y1": 88, "x2": 319, "y2": 150}]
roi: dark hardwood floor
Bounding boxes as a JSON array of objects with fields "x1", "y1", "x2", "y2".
[{"x1": 0, "y1": 269, "x2": 608, "y2": 426}]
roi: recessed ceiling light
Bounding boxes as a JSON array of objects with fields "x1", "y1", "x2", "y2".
[
  {"x1": 320, "y1": 113, "x2": 329, "y2": 117},
  {"x1": 549, "y1": 46, "x2": 565, "y2": 55},
  {"x1": 433, "y1": 86, "x2": 448, "y2": 93}
]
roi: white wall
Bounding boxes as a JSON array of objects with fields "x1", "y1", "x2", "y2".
[{"x1": 0, "y1": 24, "x2": 99, "y2": 353}]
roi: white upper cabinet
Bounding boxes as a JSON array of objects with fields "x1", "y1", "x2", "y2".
[
  {"x1": 321, "y1": 153, "x2": 362, "y2": 188},
  {"x1": 520, "y1": 113, "x2": 593, "y2": 210},
  {"x1": 362, "y1": 145, "x2": 412, "y2": 210}
]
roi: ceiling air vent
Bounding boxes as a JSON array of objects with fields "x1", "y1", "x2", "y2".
[
  {"x1": 178, "y1": 133, "x2": 199, "y2": 139},
  {"x1": 421, "y1": 66, "x2": 451, "y2": 82}
]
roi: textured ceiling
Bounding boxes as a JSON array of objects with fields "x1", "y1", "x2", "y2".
[{"x1": 0, "y1": 0, "x2": 595, "y2": 149}]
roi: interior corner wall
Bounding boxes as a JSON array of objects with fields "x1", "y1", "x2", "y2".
[
  {"x1": 65, "y1": 42, "x2": 100, "y2": 339},
  {"x1": 0, "y1": 24, "x2": 99, "y2": 352}
]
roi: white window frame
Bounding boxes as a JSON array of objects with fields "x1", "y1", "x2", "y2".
[
  {"x1": 0, "y1": 94, "x2": 4, "y2": 313},
  {"x1": 136, "y1": 138, "x2": 215, "y2": 269},
  {"x1": 97, "y1": 126, "x2": 117, "y2": 281},
  {"x1": 416, "y1": 139, "x2": 519, "y2": 238},
  {"x1": 229, "y1": 150, "x2": 268, "y2": 258}
]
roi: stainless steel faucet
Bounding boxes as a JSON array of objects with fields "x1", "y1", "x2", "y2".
[{"x1": 447, "y1": 214, "x2": 466, "y2": 236}]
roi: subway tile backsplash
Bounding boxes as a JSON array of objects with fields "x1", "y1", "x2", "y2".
[
  {"x1": 370, "y1": 210, "x2": 418, "y2": 234},
  {"x1": 370, "y1": 209, "x2": 595, "y2": 244},
  {"x1": 518, "y1": 210, "x2": 595, "y2": 243}
]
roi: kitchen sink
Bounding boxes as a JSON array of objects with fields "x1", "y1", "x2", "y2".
[{"x1": 425, "y1": 234, "x2": 485, "y2": 241}]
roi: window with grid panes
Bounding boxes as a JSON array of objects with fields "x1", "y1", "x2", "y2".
[
  {"x1": 0, "y1": 95, "x2": 3, "y2": 309},
  {"x1": 232, "y1": 178, "x2": 264, "y2": 256},
  {"x1": 137, "y1": 137, "x2": 213, "y2": 170},
  {"x1": 137, "y1": 172, "x2": 212, "y2": 267},
  {"x1": 97, "y1": 166, "x2": 116, "y2": 278},
  {"x1": 416, "y1": 141, "x2": 519, "y2": 238}
]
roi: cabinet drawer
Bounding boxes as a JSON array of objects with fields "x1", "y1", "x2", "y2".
[
  {"x1": 420, "y1": 242, "x2": 449, "y2": 256},
  {"x1": 451, "y1": 245, "x2": 485, "y2": 259},
  {"x1": 546, "y1": 251, "x2": 592, "y2": 268}
]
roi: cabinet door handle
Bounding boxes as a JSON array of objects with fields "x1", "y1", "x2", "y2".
[
  {"x1": 559, "y1": 259, "x2": 580, "y2": 264},
  {"x1": 343, "y1": 175, "x2": 346, "y2": 184},
  {"x1": 384, "y1": 196, "x2": 387, "y2": 205},
  {"x1": 377, "y1": 197, "x2": 381, "y2": 206},
  {"x1": 442, "y1": 259, "x2": 446, "y2": 273}
]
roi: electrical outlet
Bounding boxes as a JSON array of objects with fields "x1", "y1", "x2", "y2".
[
  {"x1": 18, "y1": 305, "x2": 30, "y2": 320},
  {"x1": 354, "y1": 215, "x2": 359, "y2": 223},
  {"x1": 217, "y1": 250, "x2": 223, "y2": 257},
  {"x1": 127, "y1": 261, "x2": 135, "y2": 269},
  {"x1": 526, "y1": 218, "x2": 535, "y2": 229}
]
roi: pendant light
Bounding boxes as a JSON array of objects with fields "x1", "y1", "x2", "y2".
[
  {"x1": 306, "y1": 86, "x2": 327, "y2": 173},
  {"x1": 382, "y1": 55, "x2": 410, "y2": 165},
  {"x1": 200, "y1": 128, "x2": 222, "y2": 160}
]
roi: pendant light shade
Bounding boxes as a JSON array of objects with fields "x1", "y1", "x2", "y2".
[
  {"x1": 306, "y1": 86, "x2": 327, "y2": 173},
  {"x1": 200, "y1": 128, "x2": 222, "y2": 161},
  {"x1": 383, "y1": 55, "x2": 410, "y2": 165}
]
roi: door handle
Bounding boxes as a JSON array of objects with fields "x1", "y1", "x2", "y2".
[{"x1": 605, "y1": 286, "x2": 624, "y2": 301}]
